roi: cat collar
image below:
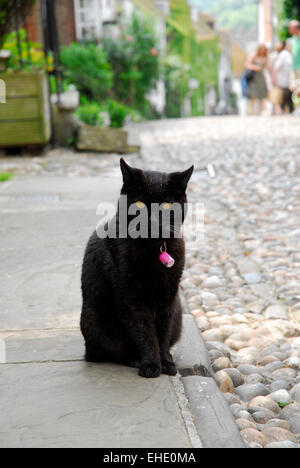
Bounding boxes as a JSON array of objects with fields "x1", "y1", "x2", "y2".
[{"x1": 159, "y1": 242, "x2": 175, "y2": 268}]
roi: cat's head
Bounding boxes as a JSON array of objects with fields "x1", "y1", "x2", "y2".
[{"x1": 119, "y1": 159, "x2": 194, "y2": 239}]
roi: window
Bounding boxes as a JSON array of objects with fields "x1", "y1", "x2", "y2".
[
  {"x1": 74, "y1": 0, "x2": 102, "y2": 40},
  {"x1": 102, "y1": 0, "x2": 116, "y2": 23}
]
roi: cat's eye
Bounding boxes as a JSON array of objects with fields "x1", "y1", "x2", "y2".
[
  {"x1": 162, "y1": 203, "x2": 172, "y2": 211},
  {"x1": 136, "y1": 201, "x2": 146, "y2": 209}
]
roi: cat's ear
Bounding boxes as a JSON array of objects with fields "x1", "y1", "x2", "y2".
[
  {"x1": 120, "y1": 158, "x2": 143, "y2": 186},
  {"x1": 169, "y1": 166, "x2": 194, "y2": 192}
]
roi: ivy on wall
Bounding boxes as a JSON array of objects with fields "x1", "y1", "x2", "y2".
[
  {"x1": 277, "y1": 0, "x2": 300, "y2": 40},
  {"x1": 0, "y1": 0, "x2": 35, "y2": 48},
  {"x1": 165, "y1": 0, "x2": 220, "y2": 117}
]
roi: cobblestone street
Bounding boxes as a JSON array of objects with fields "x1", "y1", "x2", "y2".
[
  {"x1": 140, "y1": 116, "x2": 300, "y2": 448},
  {"x1": 1, "y1": 115, "x2": 300, "y2": 448}
]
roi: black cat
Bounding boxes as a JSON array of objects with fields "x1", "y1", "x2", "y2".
[{"x1": 80, "y1": 159, "x2": 194, "y2": 378}]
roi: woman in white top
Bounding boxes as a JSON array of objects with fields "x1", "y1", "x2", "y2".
[{"x1": 270, "y1": 43, "x2": 284, "y2": 115}]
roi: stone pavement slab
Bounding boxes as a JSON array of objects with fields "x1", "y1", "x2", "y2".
[
  {"x1": 0, "y1": 312, "x2": 240, "y2": 448},
  {"x1": 1, "y1": 314, "x2": 211, "y2": 369},
  {"x1": 0, "y1": 362, "x2": 191, "y2": 448},
  {"x1": 0, "y1": 329, "x2": 84, "y2": 364},
  {"x1": 0, "y1": 176, "x2": 121, "y2": 330}
]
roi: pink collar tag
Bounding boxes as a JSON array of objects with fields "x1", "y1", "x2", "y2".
[{"x1": 159, "y1": 243, "x2": 175, "y2": 268}]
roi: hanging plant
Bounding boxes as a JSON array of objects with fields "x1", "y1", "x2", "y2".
[
  {"x1": 2, "y1": 29, "x2": 53, "y2": 72},
  {"x1": 0, "y1": 0, "x2": 35, "y2": 48}
]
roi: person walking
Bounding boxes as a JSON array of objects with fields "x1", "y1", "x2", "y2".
[
  {"x1": 273, "y1": 42, "x2": 294, "y2": 114},
  {"x1": 245, "y1": 44, "x2": 269, "y2": 115},
  {"x1": 269, "y1": 43, "x2": 285, "y2": 115},
  {"x1": 289, "y1": 20, "x2": 300, "y2": 80}
]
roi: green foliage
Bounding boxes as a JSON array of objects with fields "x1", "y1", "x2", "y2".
[
  {"x1": 277, "y1": 401, "x2": 293, "y2": 408},
  {"x1": 75, "y1": 102, "x2": 105, "y2": 127},
  {"x1": 103, "y1": 13, "x2": 160, "y2": 113},
  {"x1": 164, "y1": 54, "x2": 190, "y2": 117},
  {"x1": 2, "y1": 29, "x2": 52, "y2": 72},
  {"x1": 61, "y1": 14, "x2": 159, "y2": 118},
  {"x1": 0, "y1": 172, "x2": 13, "y2": 182},
  {"x1": 49, "y1": 76, "x2": 73, "y2": 95},
  {"x1": 105, "y1": 100, "x2": 131, "y2": 128},
  {"x1": 277, "y1": 0, "x2": 300, "y2": 40},
  {"x1": 60, "y1": 43, "x2": 113, "y2": 101},
  {"x1": 0, "y1": 0, "x2": 35, "y2": 48},
  {"x1": 165, "y1": 0, "x2": 220, "y2": 117},
  {"x1": 67, "y1": 137, "x2": 76, "y2": 148},
  {"x1": 282, "y1": 0, "x2": 300, "y2": 19},
  {"x1": 75, "y1": 100, "x2": 136, "y2": 128}
]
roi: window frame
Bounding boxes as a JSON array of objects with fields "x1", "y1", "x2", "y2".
[{"x1": 74, "y1": 0, "x2": 103, "y2": 41}]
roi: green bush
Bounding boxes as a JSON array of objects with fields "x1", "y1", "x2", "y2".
[
  {"x1": 49, "y1": 76, "x2": 76, "y2": 95},
  {"x1": 75, "y1": 100, "x2": 136, "y2": 128},
  {"x1": 164, "y1": 54, "x2": 190, "y2": 118},
  {"x1": 0, "y1": 0, "x2": 35, "y2": 48},
  {"x1": 103, "y1": 13, "x2": 160, "y2": 114},
  {"x1": 75, "y1": 102, "x2": 105, "y2": 127},
  {"x1": 105, "y1": 100, "x2": 131, "y2": 128},
  {"x1": 277, "y1": 0, "x2": 300, "y2": 40},
  {"x1": 0, "y1": 172, "x2": 13, "y2": 182},
  {"x1": 60, "y1": 43, "x2": 113, "y2": 101}
]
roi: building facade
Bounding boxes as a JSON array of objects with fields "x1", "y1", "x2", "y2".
[
  {"x1": 24, "y1": 0, "x2": 239, "y2": 116},
  {"x1": 28, "y1": 0, "x2": 77, "y2": 45},
  {"x1": 258, "y1": 0, "x2": 277, "y2": 47},
  {"x1": 27, "y1": 0, "x2": 169, "y2": 45}
]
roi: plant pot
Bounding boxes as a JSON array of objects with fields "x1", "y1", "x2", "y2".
[
  {"x1": 51, "y1": 90, "x2": 80, "y2": 146},
  {"x1": 77, "y1": 123, "x2": 128, "y2": 153},
  {"x1": 0, "y1": 50, "x2": 11, "y2": 72},
  {"x1": 0, "y1": 71, "x2": 51, "y2": 147}
]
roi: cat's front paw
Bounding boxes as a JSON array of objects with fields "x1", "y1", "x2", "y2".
[
  {"x1": 161, "y1": 360, "x2": 177, "y2": 376},
  {"x1": 139, "y1": 361, "x2": 162, "y2": 378}
]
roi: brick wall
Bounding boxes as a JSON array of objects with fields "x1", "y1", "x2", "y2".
[
  {"x1": 55, "y1": 0, "x2": 76, "y2": 46},
  {"x1": 27, "y1": 1, "x2": 43, "y2": 44},
  {"x1": 27, "y1": 0, "x2": 76, "y2": 47}
]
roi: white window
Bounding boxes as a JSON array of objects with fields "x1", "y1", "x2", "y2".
[
  {"x1": 74, "y1": 0, "x2": 102, "y2": 40},
  {"x1": 101, "y1": 0, "x2": 116, "y2": 23}
]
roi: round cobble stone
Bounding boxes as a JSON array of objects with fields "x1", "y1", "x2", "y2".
[
  {"x1": 252, "y1": 410, "x2": 276, "y2": 424},
  {"x1": 223, "y1": 368, "x2": 245, "y2": 388},
  {"x1": 237, "y1": 365, "x2": 262, "y2": 376},
  {"x1": 235, "y1": 384, "x2": 269, "y2": 402},
  {"x1": 288, "y1": 415, "x2": 300, "y2": 434},
  {"x1": 262, "y1": 427, "x2": 298, "y2": 445},
  {"x1": 290, "y1": 384, "x2": 300, "y2": 403}
]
